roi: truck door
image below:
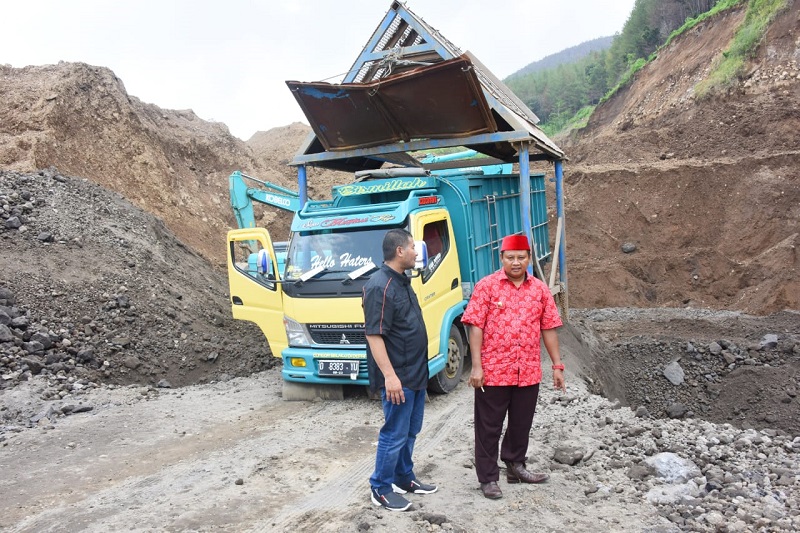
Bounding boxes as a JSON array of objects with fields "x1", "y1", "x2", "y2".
[
  {"x1": 226, "y1": 228, "x2": 288, "y2": 357},
  {"x1": 411, "y1": 211, "x2": 463, "y2": 355}
]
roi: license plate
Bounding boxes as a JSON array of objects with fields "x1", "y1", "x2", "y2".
[{"x1": 318, "y1": 360, "x2": 360, "y2": 378}]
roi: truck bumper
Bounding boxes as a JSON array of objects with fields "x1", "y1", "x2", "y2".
[
  {"x1": 281, "y1": 347, "x2": 369, "y2": 386},
  {"x1": 281, "y1": 348, "x2": 447, "y2": 387}
]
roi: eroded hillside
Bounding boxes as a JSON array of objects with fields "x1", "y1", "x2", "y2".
[{"x1": 558, "y1": 3, "x2": 799, "y2": 314}]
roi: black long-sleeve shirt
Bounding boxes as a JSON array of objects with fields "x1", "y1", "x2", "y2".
[{"x1": 362, "y1": 264, "x2": 428, "y2": 393}]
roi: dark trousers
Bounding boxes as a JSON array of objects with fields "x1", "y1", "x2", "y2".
[{"x1": 474, "y1": 384, "x2": 540, "y2": 483}]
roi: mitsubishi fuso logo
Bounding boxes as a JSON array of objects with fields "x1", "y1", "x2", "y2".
[{"x1": 340, "y1": 334, "x2": 350, "y2": 345}]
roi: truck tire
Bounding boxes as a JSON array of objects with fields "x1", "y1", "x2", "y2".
[{"x1": 428, "y1": 325, "x2": 465, "y2": 394}]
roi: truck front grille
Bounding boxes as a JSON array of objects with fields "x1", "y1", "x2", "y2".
[{"x1": 307, "y1": 323, "x2": 366, "y2": 346}]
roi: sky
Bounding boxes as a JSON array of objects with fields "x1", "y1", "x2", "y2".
[{"x1": 5, "y1": 0, "x2": 636, "y2": 140}]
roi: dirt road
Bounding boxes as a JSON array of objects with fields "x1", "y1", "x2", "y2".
[
  {"x1": 2, "y1": 354, "x2": 672, "y2": 532},
  {"x1": 3, "y1": 313, "x2": 800, "y2": 532}
]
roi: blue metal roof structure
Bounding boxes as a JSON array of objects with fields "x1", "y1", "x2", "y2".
[
  {"x1": 285, "y1": 0, "x2": 568, "y2": 301},
  {"x1": 288, "y1": 1, "x2": 564, "y2": 171}
]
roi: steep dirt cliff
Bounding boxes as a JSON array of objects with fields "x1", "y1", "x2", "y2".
[{"x1": 558, "y1": 2, "x2": 799, "y2": 315}]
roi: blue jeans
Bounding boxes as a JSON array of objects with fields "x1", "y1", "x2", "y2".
[{"x1": 369, "y1": 387, "x2": 426, "y2": 495}]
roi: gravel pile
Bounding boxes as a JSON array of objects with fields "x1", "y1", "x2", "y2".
[
  {"x1": 574, "y1": 308, "x2": 800, "y2": 436},
  {"x1": 542, "y1": 386, "x2": 800, "y2": 532},
  {"x1": 0, "y1": 169, "x2": 275, "y2": 427},
  {"x1": 613, "y1": 334, "x2": 797, "y2": 418}
]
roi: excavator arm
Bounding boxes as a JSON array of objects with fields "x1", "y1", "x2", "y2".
[{"x1": 229, "y1": 170, "x2": 301, "y2": 229}]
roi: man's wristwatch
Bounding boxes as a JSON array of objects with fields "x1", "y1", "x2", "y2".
[{"x1": 552, "y1": 364, "x2": 565, "y2": 371}]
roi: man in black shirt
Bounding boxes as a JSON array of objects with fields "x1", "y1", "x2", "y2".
[{"x1": 362, "y1": 228, "x2": 438, "y2": 511}]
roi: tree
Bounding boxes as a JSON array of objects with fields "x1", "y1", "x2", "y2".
[{"x1": 504, "y1": 0, "x2": 731, "y2": 129}]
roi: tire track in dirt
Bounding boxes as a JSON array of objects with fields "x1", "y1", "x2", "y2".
[
  {"x1": 5, "y1": 375, "x2": 324, "y2": 531},
  {"x1": 8, "y1": 383, "x2": 469, "y2": 532},
  {"x1": 264, "y1": 390, "x2": 472, "y2": 531}
]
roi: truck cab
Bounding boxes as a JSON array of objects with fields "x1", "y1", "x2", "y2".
[{"x1": 228, "y1": 172, "x2": 470, "y2": 393}]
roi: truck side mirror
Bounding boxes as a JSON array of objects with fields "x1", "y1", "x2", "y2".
[
  {"x1": 414, "y1": 240, "x2": 428, "y2": 270},
  {"x1": 257, "y1": 249, "x2": 275, "y2": 279}
]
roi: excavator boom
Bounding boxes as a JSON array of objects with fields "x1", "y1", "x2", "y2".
[{"x1": 229, "y1": 170, "x2": 301, "y2": 229}]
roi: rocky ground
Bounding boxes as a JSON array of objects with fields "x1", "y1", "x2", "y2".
[{"x1": 1, "y1": 331, "x2": 798, "y2": 532}]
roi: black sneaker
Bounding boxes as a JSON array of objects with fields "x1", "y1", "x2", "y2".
[
  {"x1": 392, "y1": 478, "x2": 438, "y2": 494},
  {"x1": 371, "y1": 488, "x2": 412, "y2": 511}
]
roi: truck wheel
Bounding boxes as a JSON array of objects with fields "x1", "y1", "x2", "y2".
[{"x1": 428, "y1": 325, "x2": 465, "y2": 394}]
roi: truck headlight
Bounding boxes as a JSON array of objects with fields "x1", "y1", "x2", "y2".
[{"x1": 284, "y1": 317, "x2": 311, "y2": 347}]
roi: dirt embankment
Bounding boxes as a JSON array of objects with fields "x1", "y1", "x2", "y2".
[
  {"x1": 558, "y1": 2, "x2": 800, "y2": 315},
  {"x1": 0, "y1": 64, "x2": 348, "y2": 265}
]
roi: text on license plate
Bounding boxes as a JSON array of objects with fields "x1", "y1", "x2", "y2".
[{"x1": 318, "y1": 360, "x2": 360, "y2": 377}]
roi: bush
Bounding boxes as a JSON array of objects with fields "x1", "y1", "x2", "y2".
[{"x1": 697, "y1": 0, "x2": 789, "y2": 97}]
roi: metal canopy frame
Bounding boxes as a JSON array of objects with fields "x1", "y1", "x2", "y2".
[{"x1": 286, "y1": 0, "x2": 567, "y2": 301}]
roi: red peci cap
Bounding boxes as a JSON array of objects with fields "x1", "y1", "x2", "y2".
[{"x1": 500, "y1": 234, "x2": 530, "y2": 252}]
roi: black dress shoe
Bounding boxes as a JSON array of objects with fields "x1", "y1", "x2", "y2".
[{"x1": 480, "y1": 481, "x2": 503, "y2": 499}]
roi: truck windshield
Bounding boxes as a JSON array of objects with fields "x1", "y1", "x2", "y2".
[{"x1": 284, "y1": 228, "x2": 387, "y2": 282}]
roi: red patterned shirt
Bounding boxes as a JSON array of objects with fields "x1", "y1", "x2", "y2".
[{"x1": 462, "y1": 270, "x2": 562, "y2": 386}]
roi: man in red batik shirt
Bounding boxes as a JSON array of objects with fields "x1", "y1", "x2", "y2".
[{"x1": 461, "y1": 234, "x2": 565, "y2": 500}]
